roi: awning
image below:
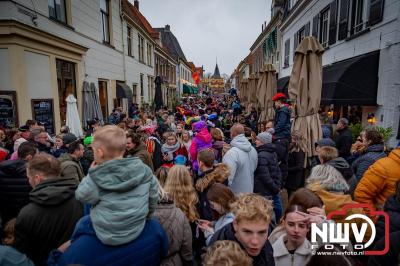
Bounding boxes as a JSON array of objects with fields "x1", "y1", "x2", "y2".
[
  {"x1": 183, "y1": 84, "x2": 192, "y2": 94},
  {"x1": 277, "y1": 76, "x2": 289, "y2": 96},
  {"x1": 116, "y1": 82, "x2": 133, "y2": 106},
  {"x1": 192, "y1": 86, "x2": 199, "y2": 94},
  {"x1": 322, "y1": 50, "x2": 379, "y2": 106}
]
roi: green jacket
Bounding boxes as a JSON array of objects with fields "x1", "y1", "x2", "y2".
[
  {"x1": 58, "y1": 153, "x2": 84, "y2": 182},
  {"x1": 75, "y1": 157, "x2": 158, "y2": 246}
]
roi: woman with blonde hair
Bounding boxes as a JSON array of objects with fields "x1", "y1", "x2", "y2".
[
  {"x1": 164, "y1": 165, "x2": 203, "y2": 261},
  {"x1": 286, "y1": 130, "x2": 307, "y2": 197},
  {"x1": 161, "y1": 132, "x2": 188, "y2": 167}
]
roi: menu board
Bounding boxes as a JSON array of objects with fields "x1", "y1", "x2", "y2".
[
  {"x1": 31, "y1": 99, "x2": 55, "y2": 134},
  {"x1": 0, "y1": 91, "x2": 18, "y2": 128}
]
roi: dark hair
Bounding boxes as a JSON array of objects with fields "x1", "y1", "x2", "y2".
[
  {"x1": 288, "y1": 188, "x2": 324, "y2": 209},
  {"x1": 207, "y1": 183, "x2": 235, "y2": 214},
  {"x1": 68, "y1": 141, "x2": 83, "y2": 154},
  {"x1": 25, "y1": 119, "x2": 37, "y2": 128},
  {"x1": 126, "y1": 131, "x2": 142, "y2": 146},
  {"x1": 365, "y1": 129, "x2": 383, "y2": 145},
  {"x1": 18, "y1": 142, "x2": 37, "y2": 159},
  {"x1": 27, "y1": 153, "x2": 61, "y2": 178}
]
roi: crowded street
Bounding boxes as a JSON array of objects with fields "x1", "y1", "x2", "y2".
[{"x1": 0, "y1": 0, "x2": 400, "y2": 265}]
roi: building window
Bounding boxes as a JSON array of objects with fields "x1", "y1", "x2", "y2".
[
  {"x1": 284, "y1": 39, "x2": 290, "y2": 68},
  {"x1": 100, "y1": 0, "x2": 110, "y2": 43},
  {"x1": 56, "y1": 59, "x2": 76, "y2": 125},
  {"x1": 132, "y1": 83, "x2": 137, "y2": 104},
  {"x1": 351, "y1": 0, "x2": 368, "y2": 34},
  {"x1": 98, "y1": 80, "x2": 108, "y2": 118},
  {"x1": 320, "y1": 8, "x2": 330, "y2": 48},
  {"x1": 147, "y1": 43, "x2": 152, "y2": 66},
  {"x1": 127, "y1": 26, "x2": 132, "y2": 56},
  {"x1": 48, "y1": 0, "x2": 67, "y2": 23},
  {"x1": 138, "y1": 35, "x2": 144, "y2": 63},
  {"x1": 140, "y1": 74, "x2": 144, "y2": 97}
]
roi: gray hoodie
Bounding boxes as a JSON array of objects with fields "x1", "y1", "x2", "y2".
[{"x1": 222, "y1": 134, "x2": 258, "y2": 194}]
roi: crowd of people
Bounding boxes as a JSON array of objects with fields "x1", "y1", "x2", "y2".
[{"x1": 0, "y1": 92, "x2": 399, "y2": 266}]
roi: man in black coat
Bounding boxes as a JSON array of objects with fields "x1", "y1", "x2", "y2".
[
  {"x1": 13, "y1": 153, "x2": 83, "y2": 266},
  {"x1": 334, "y1": 118, "x2": 353, "y2": 160},
  {"x1": 209, "y1": 194, "x2": 275, "y2": 266},
  {"x1": 0, "y1": 142, "x2": 37, "y2": 226},
  {"x1": 254, "y1": 132, "x2": 282, "y2": 222}
]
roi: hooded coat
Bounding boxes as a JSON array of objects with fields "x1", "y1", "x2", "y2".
[
  {"x1": 189, "y1": 126, "x2": 213, "y2": 171},
  {"x1": 58, "y1": 153, "x2": 84, "y2": 182},
  {"x1": 254, "y1": 143, "x2": 281, "y2": 197},
  {"x1": 351, "y1": 144, "x2": 386, "y2": 181},
  {"x1": 14, "y1": 177, "x2": 83, "y2": 266},
  {"x1": 0, "y1": 159, "x2": 31, "y2": 225},
  {"x1": 354, "y1": 148, "x2": 400, "y2": 208},
  {"x1": 75, "y1": 157, "x2": 158, "y2": 246},
  {"x1": 222, "y1": 134, "x2": 258, "y2": 194}
]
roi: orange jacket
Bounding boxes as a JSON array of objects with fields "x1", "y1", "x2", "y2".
[{"x1": 354, "y1": 148, "x2": 400, "y2": 208}]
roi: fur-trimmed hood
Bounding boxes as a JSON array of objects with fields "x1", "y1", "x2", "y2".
[{"x1": 195, "y1": 163, "x2": 230, "y2": 192}]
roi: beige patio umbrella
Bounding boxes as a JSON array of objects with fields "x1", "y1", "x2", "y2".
[
  {"x1": 247, "y1": 73, "x2": 258, "y2": 112},
  {"x1": 257, "y1": 64, "x2": 276, "y2": 122},
  {"x1": 288, "y1": 36, "x2": 324, "y2": 165},
  {"x1": 240, "y1": 78, "x2": 249, "y2": 107}
]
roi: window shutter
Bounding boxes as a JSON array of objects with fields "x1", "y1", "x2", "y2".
[
  {"x1": 338, "y1": 0, "x2": 350, "y2": 40},
  {"x1": 305, "y1": 21, "x2": 311, "y2": 36},
  {"x1": 312, "y1": 14, "x2": 320, "y2": 38},
  {"x1": 329, "y1": 0, "x2": 338, "y2": 45},
  {"x1": 293, "y1": 32, "x2": 299, "y2": 56},
  {"x1": 369, "y1": 0, "x2": 384, "y2": 26}
]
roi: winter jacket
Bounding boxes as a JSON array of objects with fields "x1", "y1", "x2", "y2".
[
  {"x1": 108, "y1": 112, "x2": 120, "y2": 124},
  {"x1": 272, "y1": 234, "x2": 312, "y2": 266},
  {"x1": 195, "y1": 164, "x2": 230, "y2": 220},
  {"x1": 368, "y1": 231, "x2": 400, "y2": 266},
  {"x1": 0, "y1": 246, "x2": 34, "y2": 266},
  {"x1": 153, "y1": 199, "x2": 193, "y2": 266},
  {"x1": 209, "y1": 222, "x2": 275, "y2": 266},
  {"x1": 286, "y1": 150, "x2": 305, "y2": 191},
  {"x1": 14, "y1": 177, "x2": 83, "y2": 266},
  {"x1": 34, "y1": 142, "x2": 51, "y2": 154},
  {"x1": 51, "y1": 146, "x2": 68, "y2": 158},
  {"x1": 352, "y1": 144, "x2": 386, "y2": 181},
  {"x1": 274, "y1": 106, "x2": 291, "y2": 140},
  {"x1": 80, "y1": 147, "x2": 94, "y2": 175},
  {"x1": 334, "y1": 127, "x2": 353, "y2": 159},
  {"x1": 222, "y1": 134, "x2": 258, "y2": 195},
  {"x1": 0, "y1": 159, "x2": 31, "y2": 225},
  {"x1": 354, "y1": 148, "x2": 400, "y2": 208},
  {"x1": 125, "y1": 142, "x2": 154, "y2": 171},
  {"x1": 47, "y1": 216, "x2": 169, "y2": 266},
  {"x1": 189, "y1": 128, "x2": 213, "y2": 171},
  {"x1": 326, "y1": 157, "x2": 357, "y2": 195},
  {"x1": 75, "y1": 157, "x2": 158, "y2": 246},
  {"x1": 58, "y1": 153, "x2": 84, "y2": 182},
  {"x1": 254, "y1": 144, "x2": 281, "y2": 197},
  {"x1": 375, "y1": 195, "x2": 400, "y2": 243}
]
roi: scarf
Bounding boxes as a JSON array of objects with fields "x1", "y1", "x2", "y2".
[{"x1": 161, "y1": 142, "x2": 181, "y2": 161}]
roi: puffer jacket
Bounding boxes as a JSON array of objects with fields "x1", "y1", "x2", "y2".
[
  {"x1": 352, "y1": 144, "x2": 386, "y2": 181},
  {"x1": 189, "y1": 128, "x2": 213, "y2": 171},
  {"x1": 375, "y1": 195, "x2": 400, "y2": 243},
  {"x1": 254, "y1": 143, "x2": 281, "y2": 197},
  {"x1": 75, "y1": 157, "x2": 158, "y2": 246},
  {"x1": 354, "y1": 148, "x2": 400, "y2": 208},
  {"x1": 153, "y1": 199, "x2": 193, "y2": 266},
  {"x1": 0, "y1": 159, "x2": 31, "y2": 225},
  {"x1": 274, "y1": 105, "x2": 291, "y2": 140},
  {"x1": 222, "y1": 134, "x2": 258, "y2": 195}
]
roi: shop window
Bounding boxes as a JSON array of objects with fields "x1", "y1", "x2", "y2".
[
  {"x1": 100, "y1": 0, "x2": 110, "y2": 43},
  {"x1": 98, "y1": 80, "x2": 108, "y2": 119},
  {"x1": 56, "y1": 59, "x2": 76, "y2": 125},
  {"x1": 48, "y1": 0, "x2": 67, "y2": 23}
]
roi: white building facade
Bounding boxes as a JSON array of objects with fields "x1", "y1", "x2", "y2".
[{"x1": 279, "y1": 0, "x2": 400, "y2": 146}]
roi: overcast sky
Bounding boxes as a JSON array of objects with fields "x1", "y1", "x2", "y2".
[{"x1": 135, "y1": 0, "x2": 271, "y2": 76}]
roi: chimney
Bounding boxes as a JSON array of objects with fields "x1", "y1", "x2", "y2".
[
  {"x1": 134, "y1": 0, "x2": 139, "y2": 10},
  {"x1": 165, "y1": 24, "x2": 170, "y2": 31}
]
